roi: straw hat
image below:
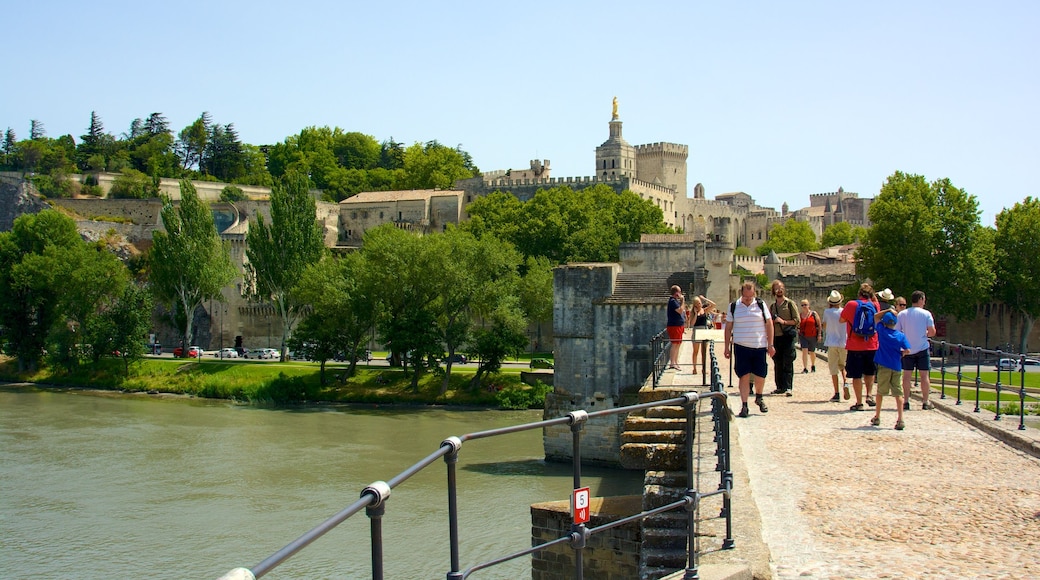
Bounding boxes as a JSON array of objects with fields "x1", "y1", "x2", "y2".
[
  {"x1": 827, "y1": 290, "x2": 843, "y2": 304},
  {"x1": 878, "y1": 288, "x2": 895, "y2": 301}
]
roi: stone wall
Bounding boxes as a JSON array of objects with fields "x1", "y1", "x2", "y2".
[{"x1": 531, "y1": 496, "x2": 642, "y2": 580}]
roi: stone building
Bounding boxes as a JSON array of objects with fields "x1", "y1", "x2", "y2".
[{"x1": 337, "y1": 189, "x2": 466, "y2": 246}]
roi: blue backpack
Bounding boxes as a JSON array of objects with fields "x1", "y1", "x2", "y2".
[{"x1": 851, "y1": 300, "x2": 877, "y2": 338}]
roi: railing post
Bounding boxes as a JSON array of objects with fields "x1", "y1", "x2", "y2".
[
  {"x1": 1018, "y1": 355, "x2": 1027, "y2": 431},
  {"x1": 939, "y1": 341, "x2": 947, "y2": 399},
  {"x1": 442, "y1": 437, "x2": 463, "y2": 580},
  {"x1": 361, "y1": 482, "x2": 391, "y2": 580},
  {"x1": 974, "y1": 347, "x2": 982, "y2": 413},
  {"x1": 955, "y1": 344, "x2": 964, "y2": 405},
  {"x1": 568, "y1": 410, "x2": 588, "y2": 580},
  {"x1": 995, "y1": 350, "x2": 1003, "y2": 421},
  {"x1": 683, "y1": 392, "x2": 700, "y2": 580}
]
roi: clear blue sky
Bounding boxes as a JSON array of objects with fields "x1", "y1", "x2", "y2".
[{"x1": 4, "y1": 0, "x2": 1036, "y2": 226}]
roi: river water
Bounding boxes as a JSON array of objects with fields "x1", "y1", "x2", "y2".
[{"x1": 0, "y1": 386, "x2": 642, "y2": 579}]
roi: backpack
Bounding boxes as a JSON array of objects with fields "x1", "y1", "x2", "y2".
[{"x1": 851, "y1": 300, "x2": 877, "y2": 338}]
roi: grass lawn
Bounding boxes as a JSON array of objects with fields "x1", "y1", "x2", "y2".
[{"x1": 0, "y1": 356, "x2": 552, "y2": 409}]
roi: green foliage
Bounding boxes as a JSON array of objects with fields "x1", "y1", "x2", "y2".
[
  {"x1": 495, "y1": 381, "x2": 552, "y2": 409},
  {"x1": 756, "y1": 219, "x2": 819, "y2": 255},
  {"x1": 244, "y1": 172, "x2": 326, "y2": 359},
  {"x1": 109, "y1": 168, "x2": 157, "y2": 199},
  {"x1": 820, "y1": 222, "x2": 867, "y2": 247},
  {"x1": 462, "y1": 184, "x2": 670, "y2": 264},
  {"x1": 734, "y1": 245, "x2": 753, "y2": 257},
  {"x1": 219, "y1": 184, "x2": 247, "y2": 202},
  {"x1": 398, "y1": 140, "x2": 477, "y2": 190},
  {"x1": 858, "y1": 171, "x2": 993, "y2": 321},
  {"x1": 994, "y1": 197, "x2": 1040, "y2": 352},
  {"x1": 150, "y1": 181, "x2": 236, "y2": 354}
]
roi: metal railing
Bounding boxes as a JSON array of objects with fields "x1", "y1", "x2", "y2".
[
  {"x1": 926, "y1": 339, "x2": 1039, "y2": 431},
  {"x1": 218, "y1": 346, "x2": 734, "y2": 580},
  {"x1": 651, "y1": 329, "x2": 720, "y2": 389}
]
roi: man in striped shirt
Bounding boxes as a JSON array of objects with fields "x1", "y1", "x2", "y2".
[{"x1": 724, "y1": 281, "x2": 776, "y2": 417}]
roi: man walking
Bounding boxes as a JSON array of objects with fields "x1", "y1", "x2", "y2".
[
  {"x1": 822, "y1": 290, "x2": 848, "y2": 402},
  {"x1": 724, "y1": 281, "x2": 775, "y2": 418},
  {"x1": 768, "y1": 280, "x2": 799, "y2": 396},
  {"x1": 841, "y1": 283, "x2": 880, "y2": 411},
  {"x1": 897, "y1": 291, "x2": 936, "y2": 410}
]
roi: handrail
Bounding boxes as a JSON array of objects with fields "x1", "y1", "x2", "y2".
[
  {"x1": 218, "y1": 345, "x2": 734, "y2": 580},
  {"x1": 927, "y1": 339, "x2": 1038, "y2": 431}
]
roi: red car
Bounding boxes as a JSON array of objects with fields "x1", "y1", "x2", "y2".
[{"x1": 173, "y1": 346, "x2": 202, "y2": 358}]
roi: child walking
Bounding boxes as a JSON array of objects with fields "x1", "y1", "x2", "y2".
[{"x1": 871, "y1": 311, "x2": 910, "y2": 430}]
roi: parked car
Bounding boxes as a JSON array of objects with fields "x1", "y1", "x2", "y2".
[
  {"x1": 530, "y1": 358, "x2": 555, "y2": 369},
  {"x1": 1022, "y1": 358, "x2": 1040, "y2": 366},
  {"x1": 995, "y1": 358, "x2": 1018, "y2": 370},
  {"x1": 248, "y1": 347, "x2": 279, "y2": 360},
  {"x1": 442, "y1": 354, "x2": 468, "y2": 364},
  {"x1": 174, "y1": 346, "x2": 202, "y2": 358},
  {"x1": 217, "y1": 348, "x2": 238, "y2": 359}
]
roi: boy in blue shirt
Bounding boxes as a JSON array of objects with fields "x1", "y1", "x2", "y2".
[{"x1": 871, "y1": 311, "x2": 910, "y2": 430}]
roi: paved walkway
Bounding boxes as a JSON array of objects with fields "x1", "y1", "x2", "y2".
[{"x1": 668, "y1": 340, "x2": 1040, "y2": 580}]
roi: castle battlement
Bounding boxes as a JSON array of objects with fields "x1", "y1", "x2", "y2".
[
  {"x1": 634, "y1": 142, "x2": 688, "y2": 156},
  {"x1": 810, "y1": 191, "x2": 859, "y2": 199}
]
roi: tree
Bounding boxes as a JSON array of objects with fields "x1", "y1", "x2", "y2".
[
  {"x1": 54, "y1": 240, "x2": 129, "y2": 368},
  {"x1": 150, "y1": 181, "x2": 236, "y2": 356},
  {"x1": 398, "y1": 140, "x2": 476, "y2": 190},
  {"x1": 425, "y1": 227, "x2": 521, "y2": 394},
  {"x1": 220, "y1": 185, "x2": 247, "y2": 202},
  {"x1": 858, "y1": 171, "x2": 993, "y2": 320},
  {"x1": 0, "y1": 211, "x2": 81, "y2": 371},
  {"x1": 176, "y1": 113, "x2": 211, "y2": 172},
  {"x1": 516, "y1": 256, "x2": 554, "y2": 351},
  {"x1": 469, "y1": 296, "x2": 529, "y2": 390},
  {"x1": 202, "y1": 123, "x2": 246, "y2": 182},
  {"x1": 30, "y1": 120, "x2": 45, "y2": 140},
  {"x1": 87, "y1": 283, "x2": 153, "y2": 375},
  {"x1": 820, "y1": 222, "x2": 867, "y2": 247},
  {"x1": 109, "y1": 168, "x2": 157, "y2": 199},
  {"x1": 293, "y1": 252, "x2": 380, "y2": 381},
  {"x1": 756, "y1": 219, "x2": 819, "y2": 255},
  {"x1": 994, "y1": 197, "x2": 1040, "y2": 353},
  {"x1": 362, "y1": 225, "x2": 441, "y2": 390},
  {"x1": 244, "y1": 172, "x2": 326, "y2": 360},
  {"x1": 77, "y1": 111, "x2": 106, "y2": 170}
]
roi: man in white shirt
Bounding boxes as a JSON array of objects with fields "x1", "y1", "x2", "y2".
[
  {"x1": 724, "y1": 281, "x2": 776, "y2": 417},
  {"x1": 822, "y1": 290, "x2": 849, "y2": 402},
  {"x1": 896, "y1": 291, "x2": 936, "y2": 410}
]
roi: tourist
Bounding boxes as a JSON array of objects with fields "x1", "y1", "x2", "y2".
[
  {"x1": 841, "y1": 283, "x2": 880, "y2": 411},
  {"x1": 768, "y1": 280, "x2": 799, "y2": 396},
  {"x1": 821, "y1": 290, "x2": 848, "y2": 402},
  {"x1": 877, "y1": 287, "x2": 895, "y2": 312},
  {"x1": 897, "y1": 291, "x2": 936, "y2": 410},
  {"x1": 666, "y1": 285, "x2": 686, "y2": 370},
  {"x1": 798, "y1": 299, "x2": 821, "y2": 373},
  {"x1": 723, "y1": 281, "x2": 774, "y2": 418},
  {"x1": 871, "y1": 311, "x2": 910, "y2": 430},
  {"x1": 688, "y1": 294, "x2": 717, "y2": 374}
]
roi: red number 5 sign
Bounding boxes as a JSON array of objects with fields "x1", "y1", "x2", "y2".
[{"x1": 572, "y1": 487, "x2": 590, "y2": 524}]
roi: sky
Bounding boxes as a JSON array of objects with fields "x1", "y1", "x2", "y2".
[{"x1": 4, "y1": 0, "x2": 1037, "y2": 226}]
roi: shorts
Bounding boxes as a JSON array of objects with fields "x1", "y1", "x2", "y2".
[
  {"x1": 876, "y1": 367, "x2": 904, "y2": 397},
  {"x1": 846, "y1": 349, "x2": 876, "y2": 379},
  {"x1": 667, "y1": 326, "x2": 684, "y2": 344},
  {"x1": 734, "y1": 343, "x2": 769, "y2": 379},
  {"x1": 827, "y1": 346, "x2": 847, "y2": 375},
  {"x1": 902, "y1": 349, "x2": 931, "y2": 371},
  {"x1": 799, "y1": 336, "x2": 818, "y2": 350}
]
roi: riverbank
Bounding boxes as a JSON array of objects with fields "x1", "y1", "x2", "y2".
[{"x1": 0, "y1": 356, "x2": 550, "y2": 409}]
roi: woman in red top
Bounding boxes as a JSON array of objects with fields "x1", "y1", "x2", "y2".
[{"x1": 798, "y1": 300, "x2": 821, "y2": 373}]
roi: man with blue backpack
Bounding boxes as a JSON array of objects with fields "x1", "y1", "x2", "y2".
[{"x1": 840, "y1": 283, "x2": 881, "y2": 411}]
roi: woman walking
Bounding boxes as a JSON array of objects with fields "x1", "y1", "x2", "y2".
[
  {"x1": 688, "y1": 295, "x2": 716, "y2": 374},
  {"x1": 799, "y1": 299, "x2": 821, "y2": 373}
]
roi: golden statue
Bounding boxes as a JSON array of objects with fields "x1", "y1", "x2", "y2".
[{"x1": 612, "y1": 96, "x2": 618, "y2": 120}]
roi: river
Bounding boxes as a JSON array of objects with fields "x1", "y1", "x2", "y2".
[{"x1": 0, "y1": 385, "x2": 642, "y2": 579}]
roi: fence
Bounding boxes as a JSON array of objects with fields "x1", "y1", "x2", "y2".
[
  {"x1": 218, "y1": 348, "x2": 733, "y2": 580},
  {"x1": 926, "y1": 339, "x2": 1039, "y2": 431}
]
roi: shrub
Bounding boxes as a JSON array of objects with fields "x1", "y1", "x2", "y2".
[{"x1": 495, "y1": 382, "x2": 552, "y2": 410}]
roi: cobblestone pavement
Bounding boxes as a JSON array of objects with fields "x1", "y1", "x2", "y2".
[{"x1": 672, "y1": 344, "x2": 1040, "y2": 580}]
